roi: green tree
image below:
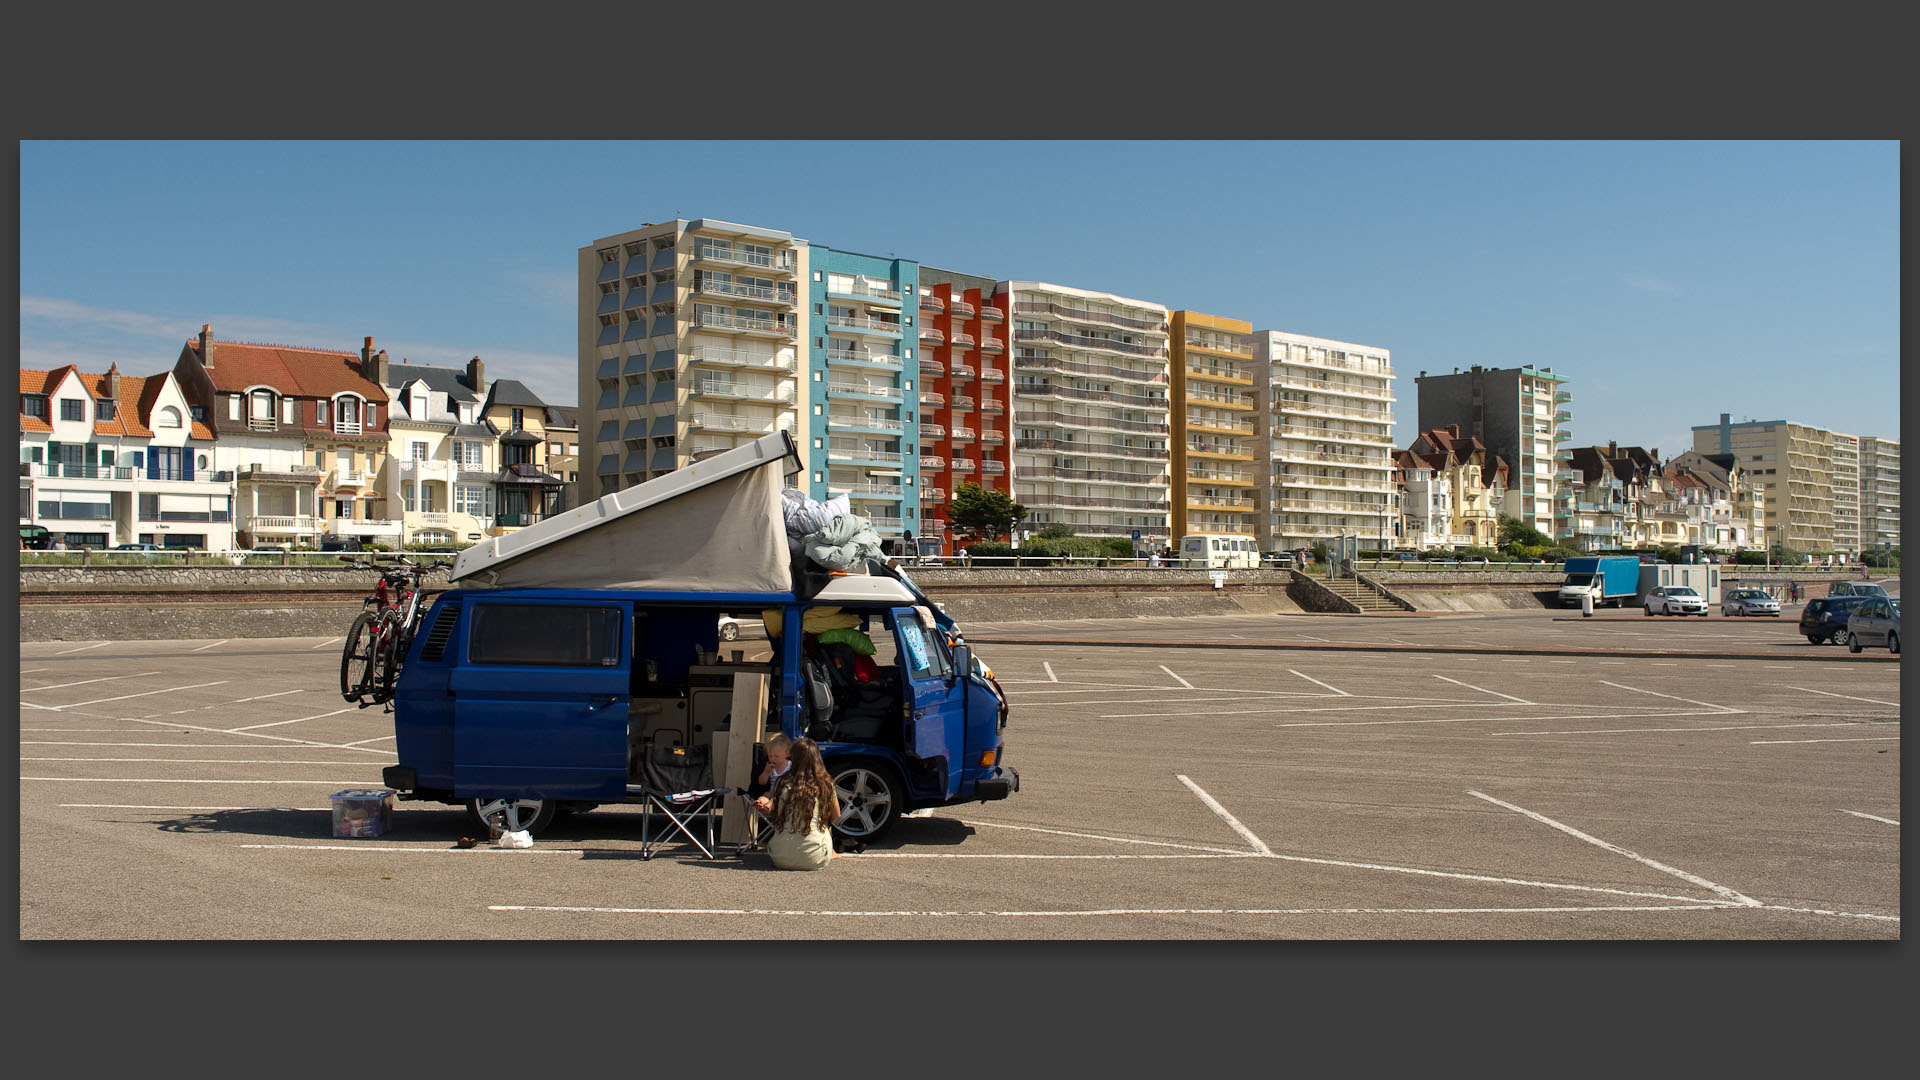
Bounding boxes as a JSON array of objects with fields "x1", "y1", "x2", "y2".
[
  {"x1": 1037, "y1": 523, "x2": 1076, "y2": 540},
  {"x1": 948, "y1": 482, "x2": 1027, "y2": 541},
  {"x1": 1498, "y1": 514, "x2": 1551, "y2": 548}
]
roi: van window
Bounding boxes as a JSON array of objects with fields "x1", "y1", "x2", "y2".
[
  {"x1": 468, "y1": 604, "x2": 624, "y2": 667},
  {"x1": 895, "y1": 615, "x2": 947, "y2": 680}
]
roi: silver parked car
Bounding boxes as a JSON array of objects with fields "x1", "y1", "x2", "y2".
[
  {"x1": 1720, "y1": 587, "x2": 1781, "y2": 617},
  {"x1": 1644, "y1": 585, "x2": 1708, "y2": 616},
  {"x1": 1846, "y1": 596, "x2": 1900, "y2": 654}
]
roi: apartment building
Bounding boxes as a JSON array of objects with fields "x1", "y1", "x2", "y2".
[
  {"x1": 1829, "y1": 431, "x2": 1861, "y2": 558},
  {"x1": 1858, "y1": 436, "x2": 1900, "y2": 553},
  {"x1": 580, "y1": 219, "x2": 808, "y2": 498},
  {"x1": 1008, "y1": 282, "x2": 1172, "y2": 543},
  {"x1": 808, "y1": 248, "x2": 920, "y2": 539},
  {"x1": 1170, "y1": 312, "x2": 1258, "y2": 539},
  {"x1": 379, "y1": 355, "x2": 498, "y2": 545},
  {"x1": 1691, "y1": 414, "x2": 1839, "y2": 554},
  {"x1": 1260, "y1": 330, "x2": 1396, "y2": 554},
  {"x1": 19, "y1": 363, "x2": 233, "y2": 549},
  {"x1": 1414, "y1": 365, "x2": 1571, "y2": 542},
  {"x1": 480, "y1": 375, "x2": 565, "y2": 531},
  {"x1": 1566, "y1": 447, "x2": 1628, "y2": 551},
  {"x1": 172, "y1": 326, "x2": 394, "y2": 548},
  {"x1": 1667, "y1": 449, "x2": 1760, "y2": 551},
  {"x1": 916, "y1": 267, "x2": 1011, "y2": 551}
]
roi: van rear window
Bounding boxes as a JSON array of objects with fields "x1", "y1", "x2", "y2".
[{"x1": 468, "y1": 604, "x2": 624, "y2": 667}]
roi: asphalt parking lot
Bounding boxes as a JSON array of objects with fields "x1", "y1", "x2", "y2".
[{"x1": 18, "y1": 610, "x2": 1900, "y2": 940}]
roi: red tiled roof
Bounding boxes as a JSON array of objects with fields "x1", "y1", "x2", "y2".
[
  {"x1": 188, "y1": 339, "x2": 388, "y2": 402},
  {"x1": 19, "y1": 365, "x2": 160, "y2": 438}
]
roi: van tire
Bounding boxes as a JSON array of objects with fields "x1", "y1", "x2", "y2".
[
  {"x1": 466, "y1": 797, "x2": 557, "y2": 836},
  {"x1": 830, "y1": 761, "x2": 903, "y2": 844}
]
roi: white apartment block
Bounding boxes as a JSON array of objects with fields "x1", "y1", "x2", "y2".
[
  {"x1": 1692, "y1": 415, "x2": 1840, "y2": 554},
  {"x1": 580, "y1": 219, "x2": 808, "y2": 498},
  {"x1": 1008, "y1": 282, "x2": 1172, "y2": 542},
  {"x1": 1258, "y1": 331, "x2": 1396, "y2": 553},
  {"x1": 1829, "y1": 432, "x2": 1861, "y2": 558},
  {"x1": 380, "y1": 356, "x2": 500, "y2": 546},
  {"x1": 1858, "y1": 436, "x2": 1900, "y2": 552}
]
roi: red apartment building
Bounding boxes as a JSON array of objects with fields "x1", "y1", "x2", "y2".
[{"x1": 915, "y1": 274, "x2": 1011, "y2": 552}]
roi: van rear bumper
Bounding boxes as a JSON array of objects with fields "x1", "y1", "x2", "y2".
[{"x1": 973, "y1": 766, "x2": 1019, "y2": 802}]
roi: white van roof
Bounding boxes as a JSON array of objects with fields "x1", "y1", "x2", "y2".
[{"x1": 449, "y1": 431, "x2": 802, "y2": 594}]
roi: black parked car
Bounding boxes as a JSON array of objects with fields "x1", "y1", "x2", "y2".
[
  {"x1": 1799, "y1": 595, "x2": 1870, "y2": 645},
  {"x1": 319, "y1": 538, "x2": 364, "y2": 552}
]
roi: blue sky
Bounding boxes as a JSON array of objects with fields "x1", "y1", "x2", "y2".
[{"x1": 20, "y1": 140, "x2": 1898, "y2": 455}]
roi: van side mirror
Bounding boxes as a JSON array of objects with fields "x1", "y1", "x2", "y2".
[{"x1": 950, "y1": 644, "x2": 970, "y2": 686}]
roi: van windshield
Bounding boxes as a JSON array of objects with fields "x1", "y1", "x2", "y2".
[{"x1": 1563, "y1": 574, "x2": 1593, "y2": 586}]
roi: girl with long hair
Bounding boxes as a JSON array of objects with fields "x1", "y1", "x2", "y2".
[{"x1": 766, "y1": 737, "x2": 844, "y2": 870}]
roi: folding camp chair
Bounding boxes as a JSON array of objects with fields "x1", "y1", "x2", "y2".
[{"x1": 636, "y1": 742, "x2": 730, "y2": 860}]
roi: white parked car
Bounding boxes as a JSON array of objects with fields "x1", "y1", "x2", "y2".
[
  {"x1": 1645, "y1": 585, "x2": 1708, "y2": 616},
  {"x1": 1720, "y1": 587, "x2": 1781, "y2": 617}
]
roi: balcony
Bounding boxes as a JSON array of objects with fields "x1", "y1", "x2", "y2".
[
  {"x1": 919, "y1": 326, "x2": 944, "y2": 345},
  {"x1": 693, "y1": 311, "x2": 795, "y2": 338},
  {"x1": 694, "y1": 278, "x2": 794, "y2": 306},
  {"x1": 1184, "y1": 365, "x2": 1255, "y2": 386},
  {"x1": 685, "y1": 345, "x2": 797, "y2": 372},
  {"x1": 951, "y1": 363, "x2": 976, "y2": 380},
  {"x1": 918, "y1": 357, "x2": 945, "y2": 377},
  {"x1": 691, "y1": 243, "x2": 796, "y2": 275},
  {"x1": 492, "y1": 513, "x2": 543, "y2": 529},
  {"x1": 1187, "y1": 393, "x2": 1255, "y2": 411},
  {"x1": 826, "y1": 381, "x2": 904, "y2": 402},
  {"x1": 688, "y1": 413, "x2": 784, "y2": 435},
  {"x1": 950, "y1": 427, "x2": 976, "y2": 442},
  {"x1": 239, "y1": 464, "x2": 325, "y2": 484},
  {"x1": 247, "y1": 417, "x2": 280, "y2": 433},
  {"x1": 981, "y1": 398, "x2": 1005, "y2": 413},
  {"x1": 829, "y1": 481, "x2": 905, "y2": 499},
  {"x1": 1017, "y1": 384, "x2": 1167, "y2": 410},
  {"x1": 1186, "y1": 444, "x2": 1255, "y2": 462},
  {"x1": 1035, "y1": 493, "x2": 1171, "y2": 512},
  {"x1": 919, "y1": 391, "x2": 946, "y2": 407},
  {"x1": 920, "y1": 456, "x2": 946, "y2": 470},
  {"x1": 328, "y1": 468, "x2": 370, "y2": 489},
  {"x1": 951, "y1": 396, "x2": 975, "y2": 412},
  {"x1": 1014, "y1": 352, "x2": 1168, "y2": 386},
  {"x1": 824, "y1": 314, "x2": 902, "y2": 337},
  {"x1": 1186, "y1": 495, "x2": 1256, "y2": 511},
  {"x1": 951, "y1": 458, "x2": 976, "y2": 472},
  {"x1": 1012, "y1": 327, "x2": 1168, "y2": 360},
  {"x1": 1024, "y1": 438, "x2": 1162, "y2": 462},
  {"x1": 828, "y1": 281, "x2": 902, "y2": 305},
  {"x1": 979, "y1": 366, "x2": 1004, "y2": 382},
  {"x1": 1185, "y1": 338, "x2": 1256, "y2": 359},
  {"x1": 1011, "y1": 299, "x2": 1164, "y2": 333},
  {"x1": 1017, "y1": 464, "x2": 1163, "y2": 485},
  {"x1": 689, "y1": 379, "x2": 797, "y2": 404},
  {"x1": 919, "y1": 292, "x2": 944, "y2": 313},
  {"x1": 1188, "y1": 416, "x2": 1256, "y2": 435},
  {"x1": 948, "y1": 299, "x2": 976, "y2": 318},
  {"x1": 1271, "y1": 376, "x2": 1394, "y2": 403},
  {"x1": 1015, "y1": 410, "x2": 1169, "y2": 436},
  {"x1": 980, "y1": 303, "x2": 1005, "y2": 321},
  {"x1": 923, "y1": 488, "x2": 946, "y2": 503},
  {"x1": 329, "y1": 518, "x2": 403, "y2": 538},
  {"x1": 824, "y1": 347, "x2": 903, "y2": 372},
  {"x1": 920, "y1": 423, "x2": 946, "y2": 439},
  {"x1": 979, "y1": 335, "x2": 1005, "y2": 353},
  {"x1": 949, "y1": 332, "x2": 976, "y2": 349},
  {"x1": 247, "y1": 515, "x2": 322, "y2": 534},
  {"x1": 825, "y1": 414, "x2": 905, "y2": 434},
  {"x1": 981, "y1": 429, "x2": 1005, "y2": 444},
  {"x1": 981, "y1": 460, "x2": 1005, "y2": 474},
  {"x1": 1553, "y1": 391, "x2": 1572, "y2": 403},
  {"x1": 825, "y1": 446, "x2": 905, "y2": 466}
]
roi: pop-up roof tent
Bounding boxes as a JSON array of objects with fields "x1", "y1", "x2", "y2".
[{"x1": 449, "y1": 430, "x2": 803, "y2": 593}]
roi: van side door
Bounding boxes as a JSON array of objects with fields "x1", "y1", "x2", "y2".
[
  {"x1": 451, "y1": 599, "x2": 632, "y2": 802},
  {"x1": 892, "y1": 606, "x2": 963, "y2": 801}
]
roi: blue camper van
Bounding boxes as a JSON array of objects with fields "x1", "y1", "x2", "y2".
[{"x1": 379, "y1": 432, "x2": 1017, "y2": 844}]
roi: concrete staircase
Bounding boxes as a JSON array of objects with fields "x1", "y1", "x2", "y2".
[{"x1": 1319, "y1": 576, "x2": 1406, "y2": 613}]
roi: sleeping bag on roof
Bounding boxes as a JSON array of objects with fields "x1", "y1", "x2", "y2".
[{"x1": 804, "y1": 513, "x2": 883, "y2": 572}]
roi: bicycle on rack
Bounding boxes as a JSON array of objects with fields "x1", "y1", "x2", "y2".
[{"x1": 339, "y1": 554, "x2": 447, "y2": 707}]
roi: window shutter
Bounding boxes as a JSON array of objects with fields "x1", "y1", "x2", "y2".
[
  {"x1": 148, "y1": 450, "x2": 159, "y2": 480},
  {"x1": 182, "y1": 452, "x2": 194, "y2": 481}
]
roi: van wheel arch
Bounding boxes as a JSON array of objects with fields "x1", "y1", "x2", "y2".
[{"x1": 828, "y1": 758, "x2": 905, "y2": 844}]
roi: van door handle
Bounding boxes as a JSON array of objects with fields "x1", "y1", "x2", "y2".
[{"x1": 586, "y1": 696, "x2": 620, "y2": 712}]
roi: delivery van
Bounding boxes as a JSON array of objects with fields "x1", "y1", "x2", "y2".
[
  {"x1": 1179, "y1": 533, "x2": 1260, "y2": 568},
  {"x1": 379, "y1": 432, "x2": 1017, "y2": 845}
]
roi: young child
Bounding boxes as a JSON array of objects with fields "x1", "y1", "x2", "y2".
[{"x1": 749, "y1": 733, "x2": 792, "y2": 813}]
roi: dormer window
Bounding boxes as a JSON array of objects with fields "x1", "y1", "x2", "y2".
[
  {"x1": 156, "y1": 406, "x2": 183, "y2": 429},
  {"x1": 23, "y1": 395, "x2": 47, "y2": 419},
  {"x1": 333, "y1": 395, "x2": 364, "y2": 435},
  {"x1": 96, "y1": 398, "x2": 116, "y2": 421},
  {"x1": 61, "y1": 399, "x2": 86, "y2": 422}
]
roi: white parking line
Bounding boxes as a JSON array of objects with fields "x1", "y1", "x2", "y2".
[
  {"x1": 26, "y1": 741, "x2": 354, "y2": 748},
  {"x1": 231, "y1": 690, "x2": 307, "y2": 705},
  {"x1": 22, "y1": 672, "x2": 163, "y2": 692},
  {"x1": 338, "y1": 735, "x2": 397, "y2": 747},
  {"x1": 1787, "y1": 686, "x2": 1900, "y2": 706},
  {"x1": 1467, "y1": 789, "x2": 1760, "y2": 908},
  {"x1": 63, "y1": 803, "x2": 434, "y2": 812},
  {"x1": 1750, "y1": 737, "x2": 1900, "y2": 745},
  {"x1": 48, "y1": 680, "x2": 229, "y2": 709},
  {"x1": 229, "y1": 706, "x2": 359, "y2": 731},
  {"x1": 1043, "y1": 662, "x2": 1058, "y2": 683},
  {"x1": 1433, "y1": 674, "x2": 1532, "y2": 704},
  {"x1": 956, "y1": 819, "x2": 1254, "y2": 856},
  {"x1": 119, "y1": 716, "x2": 399, "y2": 755},
  {"x1": 24, "y1": 777, "x2": 379, "y2": 785},
  {"x1": 1175, "y1": 774, "x2": 1271, "y2": 855},
  {"x1": 54, "y1": 642, "x2": 111, "y2": 655},
  {"x1": 25, "y1": 757, "x2": 386, "y2": 766},
  {"x1": 309, "y1": 638, "x2": 342, "y2": 650},
  {"x1": 1838, "y1": 810, "x2": 1899, "y2": 826},
  {"x1": 1495, "y1": 722, "x2": 1878, "y2": 738},
  {"x1": 1159, "y1": 665, "x2": 1193, "y2": 689},
  {"x1": 1598, "y1": 681, "x2": 1740, "y2": 714},
  {"x1": 189, "y1": 640, "x2": 231, "y2": 653},
  {"x1": 487, "y1": 903, "x2": 1728, "y2": 918},
  {"x1": 1289, "y1": 670, "x2": 1348, "y2": 696}
]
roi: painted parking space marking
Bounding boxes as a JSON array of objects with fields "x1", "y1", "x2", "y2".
[
  {"x1": 1751, "y1": 737, "x2": 1900, "y2": 745},
  {"x1": 1043, "y1": 661, "x2": 1058, "y2": 682},
  {"x1": 119, "y1": 716, "x2": 401, "y2": 755},
  {"x1": 22, "y1": 672, "x2": 163, "y2": 693},
  {"x1": 26, "y1": 741, "x2": 355, "y2": 749},
  {"x1": 46, "y1": 680, "x2": 229, "y2": 710},
  {"x1": 1787, "y1": 686, "x2": 1900, "y2": 706},
  {"x1": 309, "y1": 638, "x2": 342, "y2": 650},
  {"x1": 1494, "y1": 722, "x2": 1880, "y2": 738},
  {"x1": 189, "y1": 640, "x2": 231, "y2": 653},
  {"x1": 63, "y1": 803, "x2": 436, "y2": 812},
  {"x1": 1838, "y1": 810, "x2": 1899, "y2": 826},
  {"x1": 1433, "y1": 674, "x2": 1532, "y2": 704},
  {"x1": 1467, "y1": 789, "x2": 1760, "y2": 907},
  {"x1": 26, "y1": 756, "x2": 389, "y2": 766},
  {"x1": 54, "y1": 642, "x2": 112, "y2": 655},
  {"x1": 1598, "y1": 681, "x2": 1740, "y2": 714},
  {"x1": 1175, "y1": 773, "x2": 1271, "y2": 855},
  {"x1": 1159, "y1": 665, "x2": 1193, "y2": 689},
  {"x1": 229, "y1": 706, "x2": 360, "y2": 732},
  {"x1": 1288, "y1": 670, "x2": 1348, "y2": 696},
  {"x1": 231, "y1": 690, "x2": 306, "y2": 705},
  {"x1": 24, "y1": 777, "x2": 381, "y2": 785},
  {"x1": 956, "y1": 818, "x2": 1254, "y2": 856},
  {"x1": 488, "y1": 903, "x2": 1729, "y2": 919}
]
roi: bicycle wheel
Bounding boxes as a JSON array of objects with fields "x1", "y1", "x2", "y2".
[
  {"x1": 340, "y1": 610, "x2": 378, "y2": 702},
  {"x1": 368, "y1": 611, "x2": 401, "y2": 703}
]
